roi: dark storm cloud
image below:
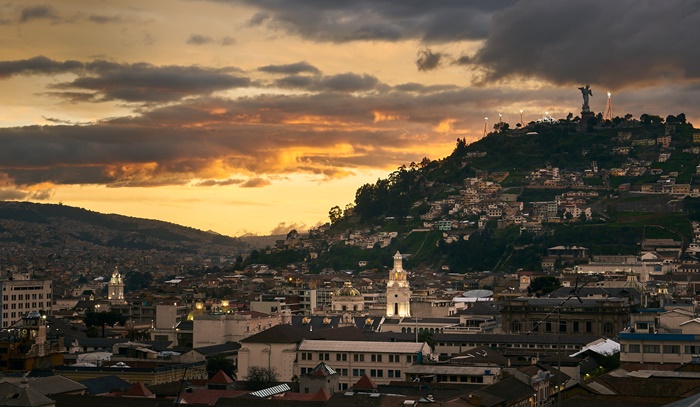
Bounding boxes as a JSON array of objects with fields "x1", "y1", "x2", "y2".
[
  {"x1": 0, "y1": 189, "x2": 29, "y2": 200},
  {"x1": 416, "y1": 48, "x2": 445, "y2": 72},
  {"x1": 20, "y1": 5, "x2": 59, "y2": 23},
  {"x1": 258, "y1": 61, "x2": 320, "y2": 75},
  {"x1": 0, "y1": 56, "x2": 83, "y2": 79},
  {"x1": 274, "y1": 72, "x2": 382, "y2": 92},
  {"x1": 0, "y1": 56, "x2": 250, "y2": 103},
  {"x1": 187, "y1": 34, "x2": 215, "y2": 45},
  {"x1": 466, "y1": 0, "x2": 700, "y2": 88},
  {"x1": 64, "y1": 60, "x2": 249, "y2": 103},
  {"x1": 229, "y1": 0, "x2": 515, "y2": 43}
]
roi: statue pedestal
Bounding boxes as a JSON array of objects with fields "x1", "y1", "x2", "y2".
[{"x1": 579, "y1": 110, "x2": 595, "y2": 131}]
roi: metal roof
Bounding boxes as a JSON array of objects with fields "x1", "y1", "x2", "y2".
[
  {"x1": 251, "y1": 383, "x2": 291, "y2": 398},
  {"x1": 298, "y1": 340, "x2": 427, "y2": 353},
  {"x1": 569, "y1": 338, "x2": 620, "y2": 357}
]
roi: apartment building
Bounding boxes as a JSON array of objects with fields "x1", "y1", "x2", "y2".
[
  {"x1": 295, "y1": 340, "x2": 430, "y2": 391},
  {"x1": 619, "y1": 308, "x2": 700, "y2": 364},
  {"x1": 1, "y1": 273, "x2": 52, "y2": 328}
]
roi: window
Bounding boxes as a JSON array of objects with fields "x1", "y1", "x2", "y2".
[
  {"x1": 18, "y1": 295, "x2": 22, "y2": 301},
  {"x1": 643, "y1": 345, "x2": 660, "y2": 353},
  {"x1": 339, "y1": 369, "x2": 348, "y2": 376},
  {"x1": 388, "y1": 370, "x2": 401, "y2": 378},
  {"x1": 585, "y1": 321, "x2": 592, "y2": 333},
  {"x1": 572, "y1": 321, "x2": 579, "y2": 333},
  {"x1": 389, "y1": 354, "x2": 401, "y2": 363},
  {"x1": 352, "y1": 369, "x2": 365, "y2": 377},
  {"x1": 301, "y1": 352, "x2": 312, "y2": 361},
  {"x1": 603, "y1": 322, "x2": 614, "y2": 334},
  {"x1": 685, "y1": 345, "x2": 700, "y2": 354},
  {"x1": 511, "y1": 321, "x2": 520, "y2": 332},
  {"x1": 628, "y1": 344, "x2": 640, "y2": 353},
  {"x1": 318, "y1": 353, "x2": 329, "y2": 361},
  {"x1": 663, "y1": 345, "x2": 680, "y2": 354},
  {"x1": 559, "y1": 321, "x2": 566, "y2": 333},
  {"x1": 353, "y1": 354, "x2": 365, "y2": 362},
  {"x1": 531, "y1": 321, "x2": 539, "y2": 332},
  {"x1": 371, "y1": 354, "x2": 382, "y2": 362},
  {"x1": 336, "y1": 353, "x2": 347, "y2": 362},
  {"x1": 545, "y1": 322, "x2": 552, "y2": 332},
  {"x1": 300, "y1": 368, "x2": 308, "y2": 375}
]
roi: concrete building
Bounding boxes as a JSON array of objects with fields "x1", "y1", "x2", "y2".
[
  {"x1": 295, "y1": 340, "x2": 429, "y2": 390},
  {"x1": 619, "y1": 308, "x2": 700, "y2": 364},
  {"x1": 1, "y1": 273, "x2": 52, "y2": 328},
  {"x1": 193, "y1": 311, "x2": 282, "y2": 348},
  {"x1": 500, "y1": 297, "x2": 631, "y2": 337}
]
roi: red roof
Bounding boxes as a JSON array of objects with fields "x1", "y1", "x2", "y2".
[
  {"x1": 179, "y1": 389, "x2": 247, "y2": 405},
  {"x1": 353, "y1": 374, "x2": 377, "y2": 390},
  {"x1": 271, "y1": 388, "x2": 330, "y2": 402},
  {"x1": 125, "y1": 382, "x2": 154, "y2": 397},
  {"x1": 209, "y1": 370, "x2": 234, "y2": 384}
]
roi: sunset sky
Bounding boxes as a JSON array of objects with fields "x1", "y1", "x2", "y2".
[{"x1": 1, "y1": 1, "x2": 699, "y2": 236}]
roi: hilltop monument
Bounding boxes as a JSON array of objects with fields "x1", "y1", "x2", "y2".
[
  {"x1": 578, "y1": 84, "x2": 595, "y2": 130},
  {"x1": 578, "y1": 84, "x2": 593, "y2": 112}
]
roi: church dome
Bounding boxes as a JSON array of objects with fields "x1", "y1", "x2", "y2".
[{"x1": 335, "y1": 281, "x2": 361, "y2": 297}]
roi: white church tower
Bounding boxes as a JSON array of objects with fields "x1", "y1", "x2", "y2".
[
  {"x1": 386, "y1": 251, "x2": 411, "y2": 318},
  {"x1": 108, "y1": 267, "x2": 125, "y2": 304}
]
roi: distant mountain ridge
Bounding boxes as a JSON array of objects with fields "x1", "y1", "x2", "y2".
[{"x1": 0, "y1": 201, "x2": 249, "y2": 256}]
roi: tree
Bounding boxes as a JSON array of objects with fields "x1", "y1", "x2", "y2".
[
  {"x1": 206, "y1": 355, "x2": 236, "y2": 379},
  {"x1": 245, "y1": 366, "x2": 278, "y2": 390},
  {"x1": 126, "y1": 329, "x2": 151, "y2": 342},
  {"x1": 328, "y1": 206, "x2": 342, "y2": 224},
  {"x1": 418, "y1": 330, "x2": 435, "y2": 352},
  {"x1": 84, "y1": 311, "x2": 126, "y2": 337},
  {"x1": 528, "y1": 276, "x2": 561, "y2": 297}
]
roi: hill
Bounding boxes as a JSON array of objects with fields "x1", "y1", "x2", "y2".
[
  {"x1": 0, "y1": 201, "x2": 250, "y2": 257},
  {"x1": 252, "y1": 114, "x2": 700, "y2": 273}
]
